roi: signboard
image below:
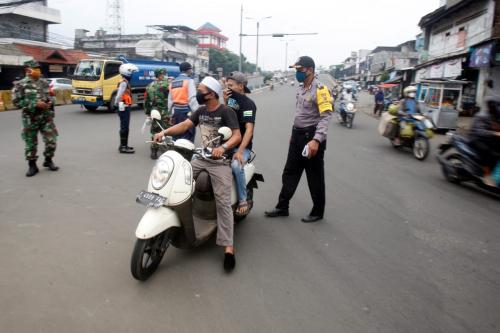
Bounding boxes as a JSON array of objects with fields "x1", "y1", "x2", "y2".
[
  {"x1": 49, "y1": 65, "x2": 63, "y2": 73},
  {"x1": 470, "y1": 43, "x2": 493, "y2": 68}
]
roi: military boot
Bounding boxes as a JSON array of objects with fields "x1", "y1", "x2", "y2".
[
  {"x1": 150, "y1": 146, "x2": 158, "y2": 160},
  {"x1": 43, "y1": 158, "x2": 59, "y2": 171},
  {"x1": 26, "y1": 160, "x2": 39, "y2": 177},
  {"x1": 119, "y1": 133, "x2": 134, "y2": 154}
]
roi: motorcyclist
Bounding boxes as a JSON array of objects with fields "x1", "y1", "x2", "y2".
[
  {"x1": 468, "y1": 95, "x2": 500, "y2": 185},
  {"x1": 394, "y1": 86, "x2": 420, "y2": 145},
  {"x1": 144, "y1": 68, "x2": 170, "y2": 159},
  {"x1": 340, "y1": 87, "x2": 355, "y2": 123}
]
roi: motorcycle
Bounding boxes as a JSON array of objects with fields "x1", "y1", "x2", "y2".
[
  {"x1": 131, "y1": 110, "x2": 264, "y2": 281},
  {"x1": 380, "y1": 113, "x2": 434, "y2": 160},
  {"x1": 338, "y1": 102, "x2": 357, "y2": 129},
  {"x1": 437, "y1": 133, "x2": 500, "y2": 194}
]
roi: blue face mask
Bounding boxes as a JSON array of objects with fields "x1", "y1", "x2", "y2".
[{"x1": 296, "y1": 71, "x2": 307, "y2": 82}]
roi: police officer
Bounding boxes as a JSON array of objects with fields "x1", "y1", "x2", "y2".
[
  {"x1": 115, "y1": 63, "x2": 138, "y2": 154},
  {"x1": 265, "y1": 56, "x2": 333, "y2": 223},
  {"x1": 168, "y1": 62, "x2": 199, "y2": 142},
  {"x1": 12, "y1": 60, "x2": 59, "y2": 177},
  {"x1": 144, "y1": 68, "x2": 170, "y2": 159}
]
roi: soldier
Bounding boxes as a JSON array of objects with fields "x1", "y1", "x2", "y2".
[
  {"x1": 144, "y1": 68, "x2": 170, "y2": 159},
  {"x1": 12, "y1": 60, "x2": 59, "y2": 177}
]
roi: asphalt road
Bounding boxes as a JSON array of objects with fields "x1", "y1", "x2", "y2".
[{"x1": 1, "y1": 75, "x2": 499, "y2": 333}]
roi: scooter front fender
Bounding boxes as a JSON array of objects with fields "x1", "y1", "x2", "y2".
[{"x1": 135, "y1": 207, "x2": 181, "y2": 239}]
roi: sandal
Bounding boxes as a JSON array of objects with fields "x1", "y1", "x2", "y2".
[{"x1": 235, "y1": 201, "x2": 249, "y2": 216}]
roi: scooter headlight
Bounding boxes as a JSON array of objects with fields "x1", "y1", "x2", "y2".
[{"x1": 151, "y1": 156, "x2": 174, "y2": 190}]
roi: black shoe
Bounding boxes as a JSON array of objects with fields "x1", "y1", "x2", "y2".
[
  {"x1": 224, "y1": 252, "x2": 236, "y2": 272},
  {"x1": 119, "y1": 145, "x2": 134, "y2": 154},
  {"x1": 301, "y1": 215, "x2": 323, "y2": 223},
  {"x1": 26, "y1": 161, "x2": 39, "y2": 177},
  {"x1": 265, "y1": 208, "x2": 289, "y2": 217},
  {"x1": 125, "y1": 146, "x2": 135, "y2": 153},
  {"x1": 150, "y1": 148, "x2": 158, "y2": 160},
  {"x1": 43, "y1": 158, "x2": 59, "y2": 171}
]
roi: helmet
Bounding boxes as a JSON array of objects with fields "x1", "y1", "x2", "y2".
[
  {"x1": 154, "y1": 68, "x2": 166, "y2": 77},
  {"x1": 403, "y1": 86, "x2": 417, "y2": 97},
  {"x1": 119, "y1": 63, "x2": 139, "y2": 77}
]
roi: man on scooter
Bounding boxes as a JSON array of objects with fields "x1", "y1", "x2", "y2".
[
  {"x1": 394, "y1": 86, "x2": 420, "y2": 145},
  {"x1": 154, "y1": 76, "x2": 242, "y2": 272},
  {"x1": 468, "y1": 95, "x2": 500, "y2": 185},
  {"x1": 340, "y1": 87, "x2": 355, "y2": 123}
]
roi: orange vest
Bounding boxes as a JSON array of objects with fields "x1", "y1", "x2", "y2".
[
  {"x1": 169, "y1": 79, "x2": 189, "y2": 105},
  {"x1": 118, "y1": 79, "x2": 133, "y2": 105}
]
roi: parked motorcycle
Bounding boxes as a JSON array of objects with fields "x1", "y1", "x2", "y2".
[
  {"x1": 131, "y1": 111, "x2": 264, "y2": 281},
  {"x1": 437, "y1": 132, "x2": 500, "y2": 194},
  {"x1": 338, "y1": 102, "x2": 357, "y2": 129}
]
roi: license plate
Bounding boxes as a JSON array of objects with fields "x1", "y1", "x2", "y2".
[{"x1": 136, "y1": 191, "x2": 167, "y2": 208}]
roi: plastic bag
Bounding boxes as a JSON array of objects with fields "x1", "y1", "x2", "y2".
[
  {"x1": 141, "y1": 117, "x2": 152, "y2": 135},
  {"x1": 400, "y1": 121, "x2": 414, "y2": 138}
]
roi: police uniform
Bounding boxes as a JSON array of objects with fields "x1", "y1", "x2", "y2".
[
  {"x1": 115, "y1": 77, "x2": 134, "y2": 153},
  {"x1": 144, "y1": 69, "x2": 170, "y2": 159},
  {"x1": 168, "y1": 62, "x2": 199, "y2": 142},
  {"x1": 266, "y1": 56, "x2": 333, "y2": 222},
  {"x1": 12, "y1": 60, "x2": 59, "y2": 177}
]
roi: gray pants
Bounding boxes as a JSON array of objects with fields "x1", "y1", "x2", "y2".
[{"x1": 192, "y1": 158, "x2": 234, "y2": 247}]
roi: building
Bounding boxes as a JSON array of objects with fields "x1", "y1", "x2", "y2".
[
  {"x1": 196, "y1": 22, "x2": 228, "y2": 50},
  {"x1": 416, "y1": 0, "x2": 500, "y2": 109},
  {"x1": 0, "y1": 0, "x2": 61, "y2": 43},
  {"x1": 367, "y1": 41, "x2": 419, "y2": 83}
]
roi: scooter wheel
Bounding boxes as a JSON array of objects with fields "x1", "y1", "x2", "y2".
[
  {"x1": 413, "y1": 137, "x2": 430, "y2": 161},
  {"x1": 442, "y1": 154, "x2": 463, "y2": 184},
  {"x1": 131, "y1": 230, "x2": 170, "y2": 281}
]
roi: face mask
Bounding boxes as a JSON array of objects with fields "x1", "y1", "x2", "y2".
[
  {"x1": 408, "y1": 92, "x2": 416, "y2": 98},
  {"x1": 30, "y1": 68, "x2": 41, "y2": 79},
  {"x1": 196, "y1": 91, "x2": 210, "y2": 105},
  {"x1": 296, "y1": 71, "x2": 307, "y2": 82}
]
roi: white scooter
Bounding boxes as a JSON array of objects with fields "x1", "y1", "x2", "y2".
[
  {"x1": 338, "y1": 102, "x2": 357, "y2": 129},
  {"x1": 131, "y1": 110, "x2": 264, "y2": 281}
]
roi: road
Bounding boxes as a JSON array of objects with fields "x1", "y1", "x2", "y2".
[{"x1": 1, "y1": 75, "x2": 499, "y2": 333}]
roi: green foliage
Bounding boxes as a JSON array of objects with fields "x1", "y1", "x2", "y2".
[{"x1": 208, "y1": 49, "x2": 257, "y2": 75}]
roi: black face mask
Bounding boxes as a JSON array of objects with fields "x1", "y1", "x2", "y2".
[{"x1": 196, "y1": 91, "x2": 210, "y2": 105}]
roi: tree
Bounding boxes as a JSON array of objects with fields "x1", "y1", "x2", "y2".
[{"x1": 208, "y1": 49, "x2": 257, "y2": 75}]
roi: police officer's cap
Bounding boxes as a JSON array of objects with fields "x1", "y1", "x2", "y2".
[
  {"x1": 154, "y1": 68, "x2": 166, "y2": 77},
  {"x1": 289, "y1": 56, "x2": 315, "y2": 70},
  {"x1": 180, "y1": 62, "x2": 193, "y2": 72},
  {"x1": 23, "y1": 60, "x2": 41, "y2": 68}
]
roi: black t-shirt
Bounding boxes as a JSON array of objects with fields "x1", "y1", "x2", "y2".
[
  {"x1": 226, "y1": 92, "x2": 257, "y2": 150},
  {"x1": 190, "y1": 104, "x2": 239, "y2": 148}
]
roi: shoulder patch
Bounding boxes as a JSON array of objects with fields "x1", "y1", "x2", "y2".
[{"x1": 171, "y1": 80, "x2": 184, "y2": 89}]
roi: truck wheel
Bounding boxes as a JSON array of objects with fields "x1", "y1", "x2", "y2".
[{"x1": 84, "y1": 105, "x2": 98, "y2": 112}]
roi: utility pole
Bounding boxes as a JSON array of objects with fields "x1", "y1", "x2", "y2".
[
  {"x1": 246, "y1": 16, "x2": 271, "y2": 73},
  {"x1": 238, "y1": 4, "x2": 243, "y2": 72}
]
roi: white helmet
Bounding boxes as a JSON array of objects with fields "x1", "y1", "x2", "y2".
[
  {"x1": 403, "y1": 86, "x2": 417, "y2": 97},
  {"x1": 119, "y1": 63, "x2": 139, "y2": 77}
]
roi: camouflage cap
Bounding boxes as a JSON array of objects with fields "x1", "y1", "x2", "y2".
[
  {"x1": 154, "y1": 68, "x2": 167, "y2": 77},
  {"x1": 23, "y1": 60, "x2": 41, "y2": 68}
]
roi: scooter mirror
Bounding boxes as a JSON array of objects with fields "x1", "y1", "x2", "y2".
[
  {"x1": 218, "y1": 127, "x2": 232, "y2": 141},
  {"x1": 151, "y1": 109, "x2": 162, "y2": 120}
]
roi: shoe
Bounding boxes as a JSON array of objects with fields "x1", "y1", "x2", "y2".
[
  {"x1": 118, "y1": 131, "x2": 135, "y2": 154},
  {"x1": 264, "y1": 208, "x2": 289, "y2": 217},
  {"x1": 125, "y1": 146, "x2": 135, "y2": 153},
  {"x1": 26, "y1": 160, "x2": 39, "y2": 177},
  {"x1": 119, "y1": 145, "x2": 134, "y2": 154},
  {"x1": 224, "y1": 252, "x2": 236, "y2": 272},
  {"x1": 43, "y1": 158, "x2": 59, "y2": 171},
  {"x1": 301, "y1": 215, "x2": 323, "y2": 223},
  {"x1": 150, "y1": 147, "x2": 158, "y2": 160}
]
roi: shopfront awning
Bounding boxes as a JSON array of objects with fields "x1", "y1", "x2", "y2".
[{"x1": 379, "y1": 83, "x2": 399, "y2": 89}]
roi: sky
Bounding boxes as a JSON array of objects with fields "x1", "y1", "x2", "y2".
[{"x1": 47, "y1": 0, "x2": 441, "y2": 71}]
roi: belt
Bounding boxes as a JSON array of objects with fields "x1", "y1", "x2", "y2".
[{"x1": 292, "y1": 125, "x2": 316, "y2": 133}]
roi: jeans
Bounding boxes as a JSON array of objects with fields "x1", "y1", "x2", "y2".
[{"x1": 231, "y1": 148, "x2": 252, "y2": 202}]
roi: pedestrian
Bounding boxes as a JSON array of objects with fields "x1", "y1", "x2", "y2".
[
  {"x1": 223, "y1": 71, "x2": 257, "y2": 216},
  {"x1": 12, "y1": 60, "x2": 59, "y2": 177},
  {"x1": 154, "y1": 76, "x2": 242, "y2": 271},
  {"x1": 115, "y1": 63, "x2": 138, "y2": 154},
  {"x1": 265, "y1": 56, "x2": 333, "y2": 223},
  {"x1": 144, "y1": 68, "x2": 170, "y2": 159},
  {"x1": 168, "y1": 62, "x2": 198, "y2": 142},
  {"x1": 374, "y1": 88, "x2": 385, "y2": 116}
]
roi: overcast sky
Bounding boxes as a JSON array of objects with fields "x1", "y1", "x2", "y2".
[{"x1": 48, "y1": 0, "x2": 441, "y2": 70}]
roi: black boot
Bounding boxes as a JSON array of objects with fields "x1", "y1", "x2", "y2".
[
  {"x1": 26, "y1": 160, "x2": 39, "y2": 177},
  {"x1": 43, "y1": 158, "x2": 59, "y2": 171},
  {"x1": 118, "y1": 132, "x2": 134, "y2": 154},
  {"x1": 150, "y1": 146, "x2": 158, "y2": 160}
]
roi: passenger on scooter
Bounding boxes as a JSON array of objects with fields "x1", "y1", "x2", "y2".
[
  {"x1": 223, "y1": 71, "x2": 257, "y2": 216},
  {"x1": 154, "y1": 76, "x2": 242, "y2": 271},
  {"x1": 468, "y1": 95, "x2": 500, "y2": 185}
]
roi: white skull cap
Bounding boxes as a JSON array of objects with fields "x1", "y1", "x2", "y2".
[{"x1": 200, "y1": 76, "x2": 222, "y2": 98}]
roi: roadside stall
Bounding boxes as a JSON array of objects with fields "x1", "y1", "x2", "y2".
[{"x1": 417, "y1": 79, "x2": 468, "y2": 130}]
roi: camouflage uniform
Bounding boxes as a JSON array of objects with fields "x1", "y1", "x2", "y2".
[
  {"x1": 12, "y1": 72, "x2": 57, "y2": 161},
  {"x1": 144, "y1": 78, "x2": 171, "y2": 135}
]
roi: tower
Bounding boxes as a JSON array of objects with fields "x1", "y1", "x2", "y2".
[{"x1": 106, "y1": 0, "x2": 122, "y2": 35}]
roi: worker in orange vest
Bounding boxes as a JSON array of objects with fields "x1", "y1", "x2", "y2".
[
  {"x1": 115, "y1": 63, "x2": 138, "y2": 154},
  {"x1": 168, "y1": 62, "x2": 199, "y2": 142}
]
